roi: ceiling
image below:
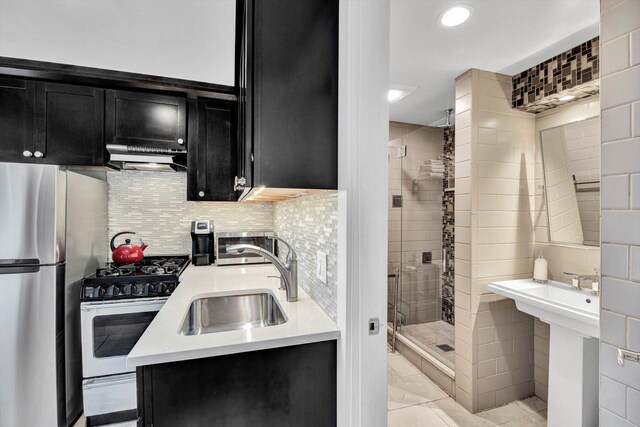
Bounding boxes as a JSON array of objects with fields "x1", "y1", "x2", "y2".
[{"x1": 390, "y1": 0, "x2": 600, "y2": 126}]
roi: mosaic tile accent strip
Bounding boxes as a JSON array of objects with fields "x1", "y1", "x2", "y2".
[
  {"x1": 512, "y1": 36, "x2": 600, "y2": 114},
  {"x1": 441, "y1": 127, "x2": 455, "y2": 326},
  {"x1": 108, "y1": 171, "x2": 274, "y2": 256},
  {"x1": 274, "y1": 192, "x2": 338, "y2": 321}
]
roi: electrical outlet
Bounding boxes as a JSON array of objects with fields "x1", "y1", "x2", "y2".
[
  {"x1": 422, "y1": 251, "x2": 432, "y2": 264},
  {"x1": 316, "y1": 251, "x2": 327, "y2": 284}
]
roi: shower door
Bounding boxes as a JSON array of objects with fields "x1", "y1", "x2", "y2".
[{"x1": 387, "y1": 127, "x2": 454, "y2": 370}]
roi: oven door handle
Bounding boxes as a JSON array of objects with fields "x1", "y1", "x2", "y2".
[{"x1": 81, "y1": 299, "x2": 166, "y2": 311}]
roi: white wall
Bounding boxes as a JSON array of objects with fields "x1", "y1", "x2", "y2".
[
  {"x1": 599, "y1": 1, "x2": 640, "y2": 425},
  {"x1": 337, "y1": 0, "x2": 389, "y2": 425},
  {"x1": 0, "y1": 0, "x2": 235, "y2": 85}
]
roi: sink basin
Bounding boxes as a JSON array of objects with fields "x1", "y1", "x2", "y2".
[
  {"x1": 488, "y1": 279, "x2": 599, "y2": 338},
  {"x1": 488, "y1": 279, "x2": 599, "y2": 427},
  {"x1": 180, "y1": 292, "x2": 287, "y2": 336}
]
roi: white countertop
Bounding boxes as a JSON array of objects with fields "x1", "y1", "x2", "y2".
[{"x1": 127, "y1": 264, "x2": 340, "y2": 367}]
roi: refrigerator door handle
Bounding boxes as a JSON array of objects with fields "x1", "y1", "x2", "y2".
[
  {"x1": 0, "y1": 266, "x2": 40, "y2": 274},
  {"x1": 0, "y1": 260, "x2": 41, "y2": 274},
  {"x1": 0, "y1": 258, "x2": 40, "y2": 266}
]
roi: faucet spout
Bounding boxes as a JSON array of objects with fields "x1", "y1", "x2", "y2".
[{"x1": 226, "y1": 238, "x2": 298, "y2": 302}]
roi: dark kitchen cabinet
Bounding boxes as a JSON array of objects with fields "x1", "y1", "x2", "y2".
[
  {"x1": 105, "y1": 90, "x2": 187, "y2": 151},
  {"x1": 36, "y1": 82, "x2": 105, "y2": 166},
  {"x1": 0, "y1": 77, "x2": 37, "y2": 163},
  {"x1": 236, "y1": 0, "x2": 339, "y2": 197},
  {"x1": 136, "y1": 340, "x2": 337, "y2": 426},
  {"x1": 0, "y1": 78, "x2": 104, "y2": 166},
  {"x1": 187, "y1": 98, "x2": 239, "y2": 201}
]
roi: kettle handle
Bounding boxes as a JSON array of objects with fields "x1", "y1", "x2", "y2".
[{"x1": 110, "y1": 231, "x2": 136, "y2": 251}]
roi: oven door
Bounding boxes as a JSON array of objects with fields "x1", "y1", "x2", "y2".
[
  {"x1": 216, "y1": 232, "x2": 275, "y2": 265},
  {"x1": 81, "y1": 298, "x2": 165, "y2": 378}
]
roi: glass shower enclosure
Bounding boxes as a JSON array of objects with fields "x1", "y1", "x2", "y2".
[{"x1": 387, "y1": 125, "x2": 455, "y2": 371}]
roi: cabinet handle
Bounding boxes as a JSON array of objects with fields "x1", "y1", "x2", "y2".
[
  {"x1": 34, "y1": 151, "x2": 44, "y2": 158},
  {"x1": 22, "y1": 150, "x2": 33, "y2": 158},
  {"x1": 198, "y1": 191, "x2": 205, "y2": 197},
  {"x1": 177, "y1": 138, "x2": 184, "y2": 145}
]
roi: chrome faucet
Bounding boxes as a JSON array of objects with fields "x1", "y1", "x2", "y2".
[
  {"x1": 226, "y1": 237, "x2": 298, "y2": 302},
  {"x1": 564, "y1": 269, "x2": 600, "y2": 295}
]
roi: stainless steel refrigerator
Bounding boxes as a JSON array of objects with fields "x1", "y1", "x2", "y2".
[{"x1": 0, "y1": 163, "x2": 107, "y2": 427}]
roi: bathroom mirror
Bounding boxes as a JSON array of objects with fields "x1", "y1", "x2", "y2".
[{"x1": 540, "y1": 116, "x2": 600, "y2": 247}]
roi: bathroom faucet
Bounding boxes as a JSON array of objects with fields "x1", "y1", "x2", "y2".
[
  {"x1": 226, "y1": 237, "x2": 298, "y2": 302},
  {"x1": 564, "y1": 269, "x2": 600, "y2": 295}
]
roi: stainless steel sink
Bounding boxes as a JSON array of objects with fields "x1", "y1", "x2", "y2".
[{"x1": 180, "y1": 292, "x2": 287, "y2": 336}]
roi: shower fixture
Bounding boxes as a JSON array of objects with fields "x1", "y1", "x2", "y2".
[{"x1": 428, "y1": 108, "x2": 454, "y2": 128}]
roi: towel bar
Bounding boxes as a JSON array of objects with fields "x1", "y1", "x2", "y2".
[{"x1": 617, "y1": 348, "x2": 640, "y2": 366}]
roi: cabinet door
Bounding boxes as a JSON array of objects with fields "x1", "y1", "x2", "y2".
[
  {"x1": 251, "y1": 0, "x2": 338, "y2": 189},
  {"x1": 187, "y1": 98, "x2": 238, "y2": 201},
  {"x1": 35, "y1": 82, "x2": 105, "y2": 166},
  {"x1": 236, "y1": 0, "x2": 253, "y2": 193},
  {"x1": 105, "y1": 90, "x2": 186, "y2": 150},
  {"x1": 0, "y1": 77, "x2": 37, "y2": 163}
]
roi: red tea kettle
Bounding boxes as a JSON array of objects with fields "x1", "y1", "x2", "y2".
[{"x1": 110, "y1": 231, "x2": 148, "y2": 264}]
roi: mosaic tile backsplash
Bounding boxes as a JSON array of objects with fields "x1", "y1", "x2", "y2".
[
  {"x1": 108, "y1": 171, "x2": 338, "y2": 321},
  {"x1": 441, "y1": 127, "x2": 455, "y2": 326},
  {"x1": 512, "y1": 36, "x2": 600, "y2": 113},
  {"x1": 274, "y1": 192, "x2": 338, "y2": 321},
  {"x1": 107, "y1": 171, "x2": 274, "y2": 256}
]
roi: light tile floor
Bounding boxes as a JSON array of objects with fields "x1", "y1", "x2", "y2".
[
  {"x1": 388, "y1": 349, "x2": 547, "y2": 427},
  {"x1": 400, "y1": 320, "x2": 455, "y2": 369}
]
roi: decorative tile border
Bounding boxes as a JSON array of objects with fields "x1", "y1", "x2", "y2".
[
  {"x1": 512, "y1": 37, "x2": 599, "y2": 113},
  {"x1": 441, "y1": 127, "x2": 455, "y2": 326}
]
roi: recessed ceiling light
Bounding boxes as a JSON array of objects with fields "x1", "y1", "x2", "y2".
[
  {"x1": 439, "y1": 5, "x2": 472, "y2": 27},
  {"x1": 559, "y1": 95, "x2": 576, "y2": 101},
  {"x1": 388, "y1": 84, "x2": 418, "y2": 104},
  {"x1": 388, "y1": 89, "x2": 405, "y2": 103}
]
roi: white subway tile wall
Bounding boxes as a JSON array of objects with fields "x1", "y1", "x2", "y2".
[
  {"x1": 454, "y1": 69, "x2": 536, "y2": 413},
  {"x1": 107, "y1": 171, "x2": 274, "y2": 256},
  {"x1": 274, "y1": 192, "x2": 338, "y2": 321},
  {"x1": 600, "y1": 1, "x2": 640, "y2": 425}
]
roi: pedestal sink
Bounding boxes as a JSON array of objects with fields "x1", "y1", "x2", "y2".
[{"x1": 488, "y1": 279, "x2": 599, "y2": 427}]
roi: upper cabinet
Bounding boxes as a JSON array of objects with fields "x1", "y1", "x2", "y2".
[
  {"x1": 187, "y1": 98, "x2": 239, "y2": 201},
  {"x1": 0, "y1": 77, "x2": 104, "y2": 166},
  {"x1": 105, "y1": 90, "x2": 187, "y2": 150},
  {"x1": 0, "y1": 77, "x2": 37, "y2": 163},
  {"x1": 236, "y1": 0, "x2": 339, "y2": 200},
  {"x1": 36, "y1": 82, "x2": 104, "y2": 166}
]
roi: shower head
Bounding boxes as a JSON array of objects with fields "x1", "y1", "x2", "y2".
[{"x1": 429, "y1": 108, "x2": 454, "y2": 128}]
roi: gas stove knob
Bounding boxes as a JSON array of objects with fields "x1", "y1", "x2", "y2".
[
  {"x1": 106, "y1": 285, "x2": 120, "y2": 297},
  {"x1": 141, "y1": 283, "x2": 152, "y2": 295},
  {"x1": 94, "y1": 286, "x2": 105, "y2": 299},
  {"x1": 84, "y1": 286, "x2": 98, "y2": 299},
  {"x1": 166, "y1": 283, "x2": 177, "y2": 293},
  {"x1": 123, "y1": 284, "x2": 137, "y2": 296}
]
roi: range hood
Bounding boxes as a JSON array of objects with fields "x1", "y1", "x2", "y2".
[{"x1": 107, "y1": 144, "x2": 187, "y2": 172}]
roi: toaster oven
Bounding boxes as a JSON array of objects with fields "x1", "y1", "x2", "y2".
[{"x1": 215, "y1": 231, "x2": 275, "y2": 265}]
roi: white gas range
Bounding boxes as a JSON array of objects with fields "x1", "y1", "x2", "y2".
[{"x1": 79, "y1": 256, "x2": 190, "y2": 426}]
